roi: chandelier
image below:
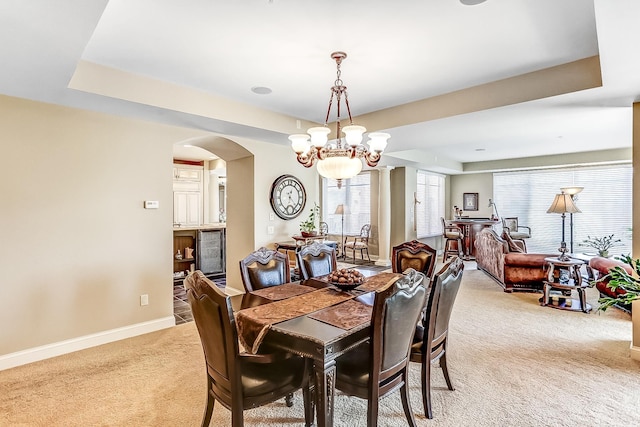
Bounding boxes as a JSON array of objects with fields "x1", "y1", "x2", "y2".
[{"x1": 289, "y1": 51, "x2": 390, "y2": 188}]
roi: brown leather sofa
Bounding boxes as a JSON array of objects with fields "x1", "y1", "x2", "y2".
[
  {"x1": 475, "y1": 228, "x2": 556, "y2": 293},
  {"x1": 588, "y1": 256, "x2": 633, "y2": 311}
]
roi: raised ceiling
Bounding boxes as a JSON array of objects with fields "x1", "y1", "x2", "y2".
[{"x1": 1, "y1": 0, "x2": 639, "y2": 173}]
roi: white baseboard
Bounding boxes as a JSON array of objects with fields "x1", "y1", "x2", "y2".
[
  {"x1": 0, "y1": 316, "x2": 175, "y2": 371},
  {"x1": 631, "y1": 343, "x2": 640, "y2": 361}
]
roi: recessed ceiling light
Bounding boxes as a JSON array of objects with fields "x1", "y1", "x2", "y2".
[
  {"x1": 251, "y1": 86, "x2": 272, "y2": 95},
  {"x1": 460, "y1": 0, "x2": 487, "y2": 5}
]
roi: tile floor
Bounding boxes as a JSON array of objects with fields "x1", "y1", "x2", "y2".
[{"x1": 173, "y1": 276, "x2": 226, "y2": 325}]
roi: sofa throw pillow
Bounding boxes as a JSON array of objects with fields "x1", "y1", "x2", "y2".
[{"x1": 502, "y1": 230, "x2": 525, "y2": 253}]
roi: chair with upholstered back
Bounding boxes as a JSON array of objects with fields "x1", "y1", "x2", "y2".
[
  {"x1": 441, "y1": 217, "x2": 464, "y2": 263},
  {"x1": 319, "y1": 221, "x2": 329, "y2": 236},
  {"x1": 343, "y1": 224, "x2": 371, "y2": 262},
  {"x1": 410, "y1": 256, "x2": 464, "y2": 419},
  {"x1": 184, "y1": 270, "x2": 313, "y2": 427},
  {"x1": 239, "y1": 247, "x2": 291, "y2": 292},
  {"x1": 391, "y1": 240, "x2": 438, "y2": 279},
  {"x1": 296, "y1": 242, "x2": 338, "y2": 280},
  {"x1": 334, "y1": 268, "x2": 428, "y2": 427},
  {"x1": 502, "y1": 217, "x2": 531, "y2": 250}
]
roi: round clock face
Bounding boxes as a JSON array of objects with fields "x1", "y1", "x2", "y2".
[{"x1": 270, "y1": 174, "x2": 306, "y2": 220}]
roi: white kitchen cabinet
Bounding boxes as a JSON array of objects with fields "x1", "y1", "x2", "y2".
[{"x1": 173, "y1": 191, "x2": 201, "y2": 226}]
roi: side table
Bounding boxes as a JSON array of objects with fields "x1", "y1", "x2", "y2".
[{"x1": 542, "y1": 257, "x2": 592, "y2": 313}]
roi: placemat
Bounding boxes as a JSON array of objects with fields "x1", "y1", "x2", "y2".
[
  {"x1": 250, "y1": 283, "x2": 316, "y2": 301},
  {"x1": 308, "y1": 299, "x2": 372, "y2": 330},
  {"x1": 356, "y1": 272, "x2": 403, "y2": 292}
]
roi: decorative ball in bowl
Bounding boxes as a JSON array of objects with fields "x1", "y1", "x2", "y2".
[{"x1": 327, "y1": 269, "x2": 365, "y2": 291}]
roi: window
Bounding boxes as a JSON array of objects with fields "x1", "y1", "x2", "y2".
[
  {"x1": 493, "y1": 165, "x2": 632, "y2": 256},
  {"x1": 416, "y1": 170, "x2": 445, "y2": 238},
  {"x1": 322, "y1": 173, "x2": 371, "y2": 236}
]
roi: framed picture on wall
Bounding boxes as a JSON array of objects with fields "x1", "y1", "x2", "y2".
[{"x1": 463, "y1": 193, "x2": 479, "y2": 211}]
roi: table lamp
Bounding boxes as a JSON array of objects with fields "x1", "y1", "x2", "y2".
[{"x1": 547, "y1": 192, "x2": 581, "y2": 260}]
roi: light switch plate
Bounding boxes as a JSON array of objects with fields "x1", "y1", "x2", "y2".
[{"x1": 144, "y1": 200, "x2": 159, "y2": 209}]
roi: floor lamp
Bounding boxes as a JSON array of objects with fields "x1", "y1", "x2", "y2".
[
  {"x1": 335, "y1": 204, "x2": 348, "y2": 258},
  {"x1": 560, "y1": 186, "x2": 584, "y2": 253},
  {"x1": 547, "y1": 193, "x2": 581, "y2": 260}
]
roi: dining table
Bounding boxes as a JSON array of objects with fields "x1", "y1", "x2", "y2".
[{"x1": 230, "y1": 269, "x2": 402, "y2": 427}]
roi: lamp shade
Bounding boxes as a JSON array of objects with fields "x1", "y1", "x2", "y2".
[
  {"x1": 547, "y1": 193, "x2": 581, "y2": 214},
  {"x1": 560, "y1": 186, "x2": 584, "y2": 196},
  {"x1": 334, "y1": 204, "x2": 351, "y2": 215},
  {"x1": 316, "y1": 156, "x2": 362, "y2": 180}
]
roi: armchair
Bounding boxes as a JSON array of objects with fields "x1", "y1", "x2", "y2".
[{"x1": 502, "y1": 217, "x2": 531, "y2": 249}]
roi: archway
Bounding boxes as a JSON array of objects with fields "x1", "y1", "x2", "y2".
[{"x1": 174, "y1": 135, "x2": 255, "y2": 293}]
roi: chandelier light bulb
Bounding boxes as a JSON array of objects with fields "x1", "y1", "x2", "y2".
[
  {"x1": 342, "y1": 125, "x2": 366, "y2": 147},
  {"x1": 367, "y1": 132, "x2": 390, "y2": 152},
  {"x1": 307, "y1": 126, "x2": 331, "y2": 147},
  {"x1": 289, "y1": 134, "x2": 311, "y2": 154}
]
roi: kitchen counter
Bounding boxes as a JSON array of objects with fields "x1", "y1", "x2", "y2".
[{"x1": 173, "y1": 223, "x2": 226, "y2": 231}]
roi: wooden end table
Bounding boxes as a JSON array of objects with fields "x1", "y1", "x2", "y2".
[{"x1": 542, "y1": 257, "x2": 592, "y2": 313}]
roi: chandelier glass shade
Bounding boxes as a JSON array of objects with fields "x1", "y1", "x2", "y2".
[{"x1": 289, "y1": 51, "x2": 390, "y2": 188}]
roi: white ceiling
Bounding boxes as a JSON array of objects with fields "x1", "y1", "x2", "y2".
[{"x1": 1, "y1": 0, "x2": 639, "y2": 172}]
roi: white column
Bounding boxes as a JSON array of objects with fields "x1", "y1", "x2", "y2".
[
  {"x1": 376, "y1": 166, "x2": 393, "y2": 267},
  {"x1": 209, "y1": 171, "x2": 220, "y2": 223}
]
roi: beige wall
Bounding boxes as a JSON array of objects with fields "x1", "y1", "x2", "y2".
[
  {"x1": 450, "y1": 173, "x2": 494, "y2": 219},
  {"x1": 0, "y1": 95, "x2": 209, "y2": 358}
]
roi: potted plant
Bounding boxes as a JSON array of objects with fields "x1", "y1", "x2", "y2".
[
  {"x1": 579, "y1": 234, "x2": 622, "y2": 258},
  {"x1": 596, "y1": 254, "x2": 640, "y2": 311},
  {"x1": 595, "y1": 254, "x2": 640, "y2": 361},
  {"x1": 299, "y1": 203, "x2": 320, "y2": 237}
]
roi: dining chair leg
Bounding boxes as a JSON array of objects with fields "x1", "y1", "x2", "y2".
[
  {"x1": 202, "y1": 390, "x2": 215, "y2": 427},
  {"x1": 231, "y1": 404, "x2": 244, "y2": 427},
  {"x1": 366, "y1": 396, "x2": 379, "y2": 427},
  {"x1": 421, "y1": 354, "x2": 433, "y2": 419},
  {"x1": 440, "y1": 352, "x2": 455, "y2": 391},
  {"x1": 400, "y1": 371, "x2": 418, "y2": 427}
]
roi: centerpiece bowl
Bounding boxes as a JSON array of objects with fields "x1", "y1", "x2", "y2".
[{"x1": 327, "y1": 269, "x2": 365, "y2": 291}]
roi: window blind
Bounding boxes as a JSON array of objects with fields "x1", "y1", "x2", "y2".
[
  {"x1": 493, "y1": 165, "x2": 632, "y2": 257},
  {"x1": 322, "y1": 172, "x2": 371, "y2": 235},
  {"x1": 416, "y1": 170, "x2": 445, "y2": 238}
]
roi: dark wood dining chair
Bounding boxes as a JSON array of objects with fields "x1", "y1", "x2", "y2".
[
  {"x1": 239, "y1": 247, "x2": 291, "y2": 292},
  {"x1": 343, "y1": 223, "x2": 371, "y2": 262},
  {"x1": 184, "y1": 271, "x2": 314, "y2": 427},
  {"x1": 392, "y1": 240, "x2": 438, "y2": 353},
  {"x1": 410, "y1": 256, "x2": 464, "y2": 419},
  {"x1": 391, "y1": 240, "x2": 438, "y2": 279},
  {"x1": 296, "y1": 242, "x2": 338, "y2": 280},
  {"x1": 238, "y1": 247, "x2": 296, "y2": 406},
  {"x1": 334, "y1": 268, "x2": 428, "y2": 427}
]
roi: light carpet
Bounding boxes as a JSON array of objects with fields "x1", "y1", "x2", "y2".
[{"x1": 1, "y1": 268, "x2": 638, "y2": 426}]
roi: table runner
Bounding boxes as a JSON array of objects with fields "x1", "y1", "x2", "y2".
[
  {"x1": 236, "y1": 272, "x2": 403, "y2": 354},
  {"x1": 236, "y1": 287, "x2": 353, "y2": 353},
  {"x1": 250, "y1": 283, "x2": 316, "y2": 301}
]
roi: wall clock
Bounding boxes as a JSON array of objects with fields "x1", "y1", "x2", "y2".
[{"x1": 270, "y1": 174, "x2": 306, "y2": 220}]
